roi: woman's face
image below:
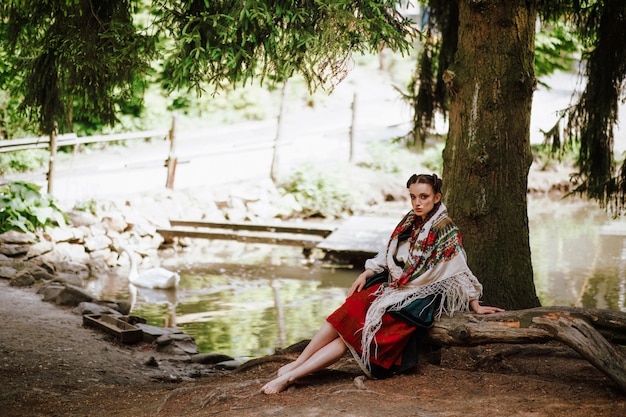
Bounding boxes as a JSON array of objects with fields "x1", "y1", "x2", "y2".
[{"x1": 409, "y1": 182, "x2": 441, "y2": 220}]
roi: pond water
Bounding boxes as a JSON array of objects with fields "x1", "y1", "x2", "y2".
[{"x1": 85, "y1": 195, "x2": 626, "y2": 361}]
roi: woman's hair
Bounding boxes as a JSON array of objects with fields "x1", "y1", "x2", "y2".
[{"x1": 406, "y1": 173, "x2": 443, "y2": 194}]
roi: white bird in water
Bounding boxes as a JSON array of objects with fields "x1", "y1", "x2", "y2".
[{"x1": 119, "y1": 246, "x2": 180, "y2": 290}]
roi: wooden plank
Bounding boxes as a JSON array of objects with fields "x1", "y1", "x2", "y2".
[
  {"x1": 158, "y1": 217, "x2": 396, "y2": 264},
  {"x1": 83, "y1": 314, "x2": 143, "y2": 344},
  {"x1": 316, "y1": 216, "x2": 396, "y2": 256},
  {"x1": 0, "y1": 133, "x2": 77, "y2": 153},
  {"x1": 68, "y1": 129, "x2": 168, "y2": 146},
  {"x1": 168, "y1": 219, "x2": 335, "y2": 237},
  {"x1": 156, "y1": 227, "x2": 324, "y2": 249}
]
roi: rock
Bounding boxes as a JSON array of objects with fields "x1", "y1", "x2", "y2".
[
  {"x1": 214, "y1": 360, "x2": 242, "y2": 370},
  {"x1": 10, "y1": 270, "x2": 35, "y2": 287},
  {"x1": 39, "y1": 283, "x2": 65, "y2": 302},
  {"x1": 43, "y1": 227, "x2": 84, "y2": 244},
  {"x1": 144, "y1": 356, "x2": 159, "y2": 367},
  {"x1": 73, "y1": 302, "x2": 122, "y2": 316},
  {"x1": 55, "y1": 260, "x2": 90, "y2": 281},
  {"x1": 89, "y1": 224, "x2": 106, "y2": 237},
  {"x1": 136, "y1": 323, "x2": 183, "y2": 343},
  {"x1": 100, "y1": 213, "x2": 128, "y2": 234},
  {"x1": 89, "y1": 250, "x2": 114, "y2": 273},
  {"x1": 42, "y1": 283, "x2": 95, "y2": 307},
  {"x1": 129, "y1": 222, "x2": 157, "y2": 237},
  {"x1": 37, "y1": 259, "x2": 56, "y2": 274},
  {"x1": 0, "y1": 265, "x2": 18, "y2": 279},
  {"x1": 87, "y1": 300, "x2": 134, "y2": 316},
  {"x1": 0, "y1": 230, "x2": 37, "y2": 244},
  {"x1": 53, "y1": 242, "x2": 90, "y2": 264},
  {"x1": 52, "y1": 273, "x2": 84, "y2": 287},
  {"x1": 155, "y1": 333, "x2": 198, "y2": 355},
  {"x1": 246, "y1": 200, "x2": 280, "y2": 219},
  {"x1": 19, "y1": 263, "x2": 56, "y2": 281},
  {"x1": 35, "y1": 250, "x2": 65, "y2": 268},
  {"x1": 67, "y1": 210, "x2": 98, "y2": 227},
  {"x1": 113, "y1": 300, "x2": 133, "y2": 315},
  {"x1": 0, "y1": 243, "x2": 30, "y2": 257},
  {"x1": 84, "y1": 235, "x2": 112, "y2": 252},
  {"x1": 191, "y1": 353, "x2": 235, "y2": 365},
  {"x1": 25, "y1": 241, "x2": 54, "y2": 259}
]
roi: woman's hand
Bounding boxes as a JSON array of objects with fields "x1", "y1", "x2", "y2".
[
  {"x1": 347, "y1": 270, "x2": 373, "y2": 297},
  {"x1": 470, "y1": 300, "x2": 505, "y2": 314}
]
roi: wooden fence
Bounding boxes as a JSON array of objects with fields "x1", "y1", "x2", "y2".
[
  {"x1": 0, "y1": 92, "x2": 384, "y2": 196},
  {"x1": 0, "y1": 120, "x2": 174, "y2": 194}
]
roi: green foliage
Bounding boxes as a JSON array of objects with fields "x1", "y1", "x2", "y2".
[
  {"x1": 531, "y1": 142, "x2": 579, "y2": 168},
  {"x1": 279, "y1": 164, "x2": 357, "y2": 219},
  {"x1": 535, "y1": 21, "x2": 580, "y2": 79},
  {"x1": 72, "y1": 198, "x2": 99, "y2": 216},
  {"x1": 420, "y1": 142, "x2": 444, "y2": 173},
  {"x1": 1, "y1": 1, "x2": 415, "y2": 136},
  {"x1": 1, "y1": 0, "x2": 157, "y2": 134},
  {"x1": 0, "y1": 181, "x2": 68, "y2": 233},
  {"x1": 0, "y1": 150, "x2": 48, "y2": 175},
  {"x1": 156, "y1": 0, "x2": 416, "y2": 94},
  {"x1": 0, "y1": 88, "x2": 33, "y2": 140}
]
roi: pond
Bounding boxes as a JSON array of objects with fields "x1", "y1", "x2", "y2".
[{"x1": 85, "y1": 195, "x2": 626, "y2": 361}]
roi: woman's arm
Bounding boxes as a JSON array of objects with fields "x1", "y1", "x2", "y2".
[
  {"x1": 470, "y1": 299, "x2": 505, "y2": 314},
  {"x1": 348, "y1": 269, "x2": 375, "y2": 297}
]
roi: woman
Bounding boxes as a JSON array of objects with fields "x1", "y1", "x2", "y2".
[{"x1": 261, "y1": 173, "x2": 504, "y2": 394}]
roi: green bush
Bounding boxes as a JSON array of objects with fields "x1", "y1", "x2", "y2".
[
  {"x1": 279, "y1": 164, "x2": 357, "y2": 219},
  {"x1": 72, "y1": 198, "x2": 99, "y2": 216},
  {"x1": 0, "y1": 150, "x2": 48, "y2": 175},
  {"x1": 421, "y1": 142, "x2": 444, "y2": 173},
  {"x1": 0, "y1": 181, "x2": 68, "y2": 233}
]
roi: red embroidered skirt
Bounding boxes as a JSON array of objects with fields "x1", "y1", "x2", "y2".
[{"x1": 326, "y1": 283, "x2": 416, "y2": 370}]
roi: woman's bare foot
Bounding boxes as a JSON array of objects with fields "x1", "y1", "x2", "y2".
[
  {"x1": 261, "y1": 375, "x2": 293, "y2": 394},
  {"x1": 277, "y1": 361, "x2": 299, "y2": 377}
]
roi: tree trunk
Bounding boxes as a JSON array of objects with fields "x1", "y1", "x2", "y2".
[
  {"x1": 442, "y1": 0, "x2": 540, "y2": 309},
  {"x1": 428, "y1": 307, "x2": 626, "y2": 393}
]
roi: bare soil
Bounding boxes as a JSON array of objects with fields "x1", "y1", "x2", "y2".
[{"x1": 1, "y1": 280, "x2": 624, "y2": 417}]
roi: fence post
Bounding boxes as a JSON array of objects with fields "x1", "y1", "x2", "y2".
[
  {"x1": 47, "y1": 122, "x2": 59, "y2": 194},
  {"x1": 270, "y1": 81, "x2": 288, "y2": 183},
  {"x1": 349, "y1": 92, "x2": 357, "y2": 162},
  {"x1": 165, "y1": 114, "x2": 178, "y2": 190}
]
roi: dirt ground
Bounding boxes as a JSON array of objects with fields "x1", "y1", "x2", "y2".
[{"x1": 1, "y1": 280, "x2": 625, "y2": 417}]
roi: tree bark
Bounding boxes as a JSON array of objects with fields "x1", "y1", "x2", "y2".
[
  {"x1": 442, "y1": 0, "x2": 540, "y2": 309},
  {"x1": 428, "y1": 307, "x2": 626, "y2": 392}
]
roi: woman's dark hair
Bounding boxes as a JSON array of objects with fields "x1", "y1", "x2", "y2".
[{"x1": 406, "y1": 173, "x2": 443, "y2": 194}]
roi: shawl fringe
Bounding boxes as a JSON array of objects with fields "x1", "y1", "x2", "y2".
[{"x1": 359, "y1": 272, "x2": 476, "y2": 371}]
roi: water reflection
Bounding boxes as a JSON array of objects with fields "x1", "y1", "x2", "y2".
[
  {"x1": 122, "y1": 263, "x2": 355, "y2": 359},
  {"x1": 528, "y1": 194, "x2": 626, "y2": 311},
  {"x1": 86, "y1": 196, "x2": 626, "y2": 359}
]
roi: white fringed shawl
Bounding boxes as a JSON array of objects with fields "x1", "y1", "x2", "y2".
[{"x1": 359, "y1": 203, "x2": 482, "y2": 371}]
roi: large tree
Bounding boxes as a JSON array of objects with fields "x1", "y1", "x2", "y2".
[
  {"x1": 415, "y1": 0, "x2": 626, "y2": 309},
  {"x1": 442, "y1": 0, "x2": 540, "y2": 309}
]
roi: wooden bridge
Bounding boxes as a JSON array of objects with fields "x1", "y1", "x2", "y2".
[{"x1": 156, "y1": 216, "x2": 397, "y2": 265}]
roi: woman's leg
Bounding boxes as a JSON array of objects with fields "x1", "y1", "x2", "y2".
[
  {"x1": 277, "y1": 321, "x2": 339, "y2": 376},
  {"x1": 261, "y1": 337, "x2": 347, "y2": 394}
]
